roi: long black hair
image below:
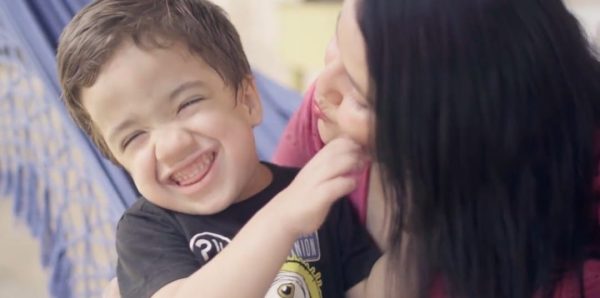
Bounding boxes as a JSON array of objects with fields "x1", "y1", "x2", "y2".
[{"x1": 358, "y1": 0, "x2": 600, "y2": 297}]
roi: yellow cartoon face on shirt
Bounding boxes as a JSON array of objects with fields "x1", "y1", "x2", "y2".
[{"x1": 264, "y1": 256, "x2": 322, "y2": 298}]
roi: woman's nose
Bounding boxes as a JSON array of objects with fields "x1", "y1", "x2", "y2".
[
  {"x1": 317, "y1": 37, "x2": 345, "y2": 109},
  {"x1": 315, "y1": 58, "x2": 345, "y2": 124}
]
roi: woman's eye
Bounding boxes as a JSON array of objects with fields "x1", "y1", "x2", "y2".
[
  {"x1": 177, "y1": 97, "x2": 204, "y2": 114},
  {"x1": 351, "y1": 95, "x2": 370, "y2": 110},
  {"x1": 355, "y1": 100, "x2": 368, "y2": 109},
  {"x1": 121, "y1": 131, "x2": 144, "y2": 151}
]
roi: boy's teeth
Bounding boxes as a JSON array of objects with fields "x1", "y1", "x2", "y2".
[{"x1": 171, "y1": 153, "x2": 214, "y2": 186}]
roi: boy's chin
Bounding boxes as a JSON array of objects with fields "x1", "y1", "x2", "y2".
[{"x1": 162, "y1": 196, "x2": 233, "y2": 216}]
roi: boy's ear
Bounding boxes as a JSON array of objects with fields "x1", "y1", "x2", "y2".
[{"x1": 239, "y1": 76, "x2": 262, "y2": 126}]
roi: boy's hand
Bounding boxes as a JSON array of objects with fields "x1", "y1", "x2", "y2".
[{"x1": 272, "y1": 137, "x2": 365, "y2": 236}]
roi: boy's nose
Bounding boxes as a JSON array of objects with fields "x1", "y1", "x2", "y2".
[{"x1": 154, "y1": 127, "x2": 195, "y2": 166}]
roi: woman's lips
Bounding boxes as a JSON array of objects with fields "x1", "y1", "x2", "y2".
[{"x1": 313, "y1": 100, "x2": 332, "y2": 122}]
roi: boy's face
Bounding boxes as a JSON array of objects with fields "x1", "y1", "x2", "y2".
[{"x1": 82, "y1": 41, "x2": 270, "y2": 215}]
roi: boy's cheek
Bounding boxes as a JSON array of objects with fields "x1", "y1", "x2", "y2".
[{"x1": 126, "y1": 148, "x2": 158, "y2": 185}]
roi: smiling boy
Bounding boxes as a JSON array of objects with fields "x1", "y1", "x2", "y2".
[{"x1": 57, "y1": 1, "x2": 380, "y2": 297}]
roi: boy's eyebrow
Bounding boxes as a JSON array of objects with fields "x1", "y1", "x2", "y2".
[
  {"x1": 169, "y1": 80, "x2": 206, "y2": 102},
  {"x1": 108, "y1": 119, "x2": 135, "y2": 145}
]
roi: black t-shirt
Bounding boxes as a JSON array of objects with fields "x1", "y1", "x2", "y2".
[{"x1": 116, "y1": 163, "x2": 381, "y2": 298}]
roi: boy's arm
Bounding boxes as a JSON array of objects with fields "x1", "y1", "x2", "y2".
[
  {"x1": 151, "y1": 138, "x2": 364, "y2": 298},
  {"x1": 153, "y1": 212, "x2": 298, "y2": 298}
]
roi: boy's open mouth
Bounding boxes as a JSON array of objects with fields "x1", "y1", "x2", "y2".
[{"x1": 170, "y1": 152, "x2": 216, "y2": 187}]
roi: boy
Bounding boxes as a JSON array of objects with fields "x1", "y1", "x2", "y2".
[{"x1": 57, "y1": 0, "x2": 380, "y2": 297}]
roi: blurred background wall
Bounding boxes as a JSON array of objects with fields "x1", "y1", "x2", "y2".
[{"x1": 211, "y1": 0, "x2": 342, "y2": 91}]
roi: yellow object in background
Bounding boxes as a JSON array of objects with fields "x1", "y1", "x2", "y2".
[{"x1": 278, "y1": 2, "x2": 341, "y2": 91}]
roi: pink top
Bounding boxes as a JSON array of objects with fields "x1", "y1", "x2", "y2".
[
  {"x1": 273, "y1": 82, "x2": 600, "y2": 297},
  {"x1": 272, "y1": 82, "x2": 370, "y2": 224}
]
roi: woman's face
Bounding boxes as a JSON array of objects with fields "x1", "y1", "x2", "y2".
[{"x1": 315, "y1": 0, "x2": 372, "y2": 147}]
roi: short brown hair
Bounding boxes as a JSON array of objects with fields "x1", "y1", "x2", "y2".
[{"x1": 57, "y1": 0, "x2": 251, "y2": 162}]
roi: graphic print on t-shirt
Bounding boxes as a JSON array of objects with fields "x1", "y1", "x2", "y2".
[
  {"x1": 289, "y1": 232, "x2": 321, "y2": 262},
  {"x1": 187, "y1": 230, "x2": 324, "y2": 297},
  {"x1": 189, "y1": 232, "x2": 232, "y2": 262},
  {"x1": 265, "y1": 256, "x2": 323, "y2": 298}
]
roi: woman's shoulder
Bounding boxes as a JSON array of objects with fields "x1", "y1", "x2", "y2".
[{"x1": 272, "y1": 81, "x2": 322, "y2": 167}]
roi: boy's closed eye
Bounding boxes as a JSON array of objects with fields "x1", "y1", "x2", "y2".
[
  {"x1": 121, "y1": 130, "x2": 146, "y2": 151},
  {"x1": 177, "y1": 97, "x2": 205, "y2": 115},
  {"x1": 119, "y1": 97, "x2": 206, "y2": 151}
]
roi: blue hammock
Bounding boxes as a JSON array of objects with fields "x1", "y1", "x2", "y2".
[{"x1": 0, "y1": 1, "x2": 300, "y2": 297}]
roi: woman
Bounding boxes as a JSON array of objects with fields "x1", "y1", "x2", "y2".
[
  {"x1": 278, "y1": 0, "x2": 600, "y2": 297},
  {"x1": 274, "y1": 36, "x2": 389, "y2": 249}
]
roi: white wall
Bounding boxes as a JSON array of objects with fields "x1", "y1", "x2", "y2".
[
  {"x1": 212, "y1": 0, "x2": 600, "y2": 90},
  {"x1": 210, "y1": 0, "x2": 291, "y2": 87}
]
